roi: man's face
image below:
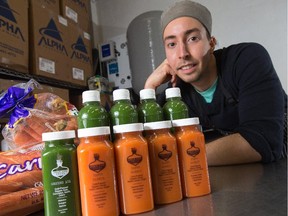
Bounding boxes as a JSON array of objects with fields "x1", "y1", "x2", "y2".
[{"x1": 163, "y1": 17, "x2": 214, "y2": 85}]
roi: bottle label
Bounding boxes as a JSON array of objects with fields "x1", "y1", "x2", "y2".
[
  {"x1": 89, "y1": 153, "x2": 106, "y2": 173},
  {"x1": 158, "y1": 144, "x2": 172, "y2": 161},
  {"x1": 186, "y1": 141, "x2": 200, "y2": 157},
  {"x1": 126, "y1": 148, "x2": 147, "y2": 199},
  {"x1": 186, "y1": 142, "x2": 204, "y2": 186},
  {"x1": 51, "y1": 154, "x2": 69, "y2": 179},
  {"x1": 49, "y1": 154, "x2": 73, "y2": 214},
  {"x1": 127, "y1": 148, "x2": 142, "y2": 166}
]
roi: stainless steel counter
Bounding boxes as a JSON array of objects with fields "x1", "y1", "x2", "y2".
[
  {"x1": 30, "y1": 158, "x2": 287, "y2": 216},
  {"x1": 136, "y1": 158, "x2": 287, "y2": 216}
]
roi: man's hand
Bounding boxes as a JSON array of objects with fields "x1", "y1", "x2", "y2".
[{"x1": 144, "y1": 59, "x2": 177, "y2": 90}]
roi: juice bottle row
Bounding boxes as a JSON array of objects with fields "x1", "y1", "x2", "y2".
[
  {"x1": 40, "y1": 87, "x2": 210, "y2": 216},
  {"x1": 77, "y1": 87, "x2": 189, "y2": 129}
]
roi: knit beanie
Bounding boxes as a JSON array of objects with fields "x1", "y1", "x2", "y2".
[{"x1": 161, "y1": 0, "x2": 212, "y2": 35}]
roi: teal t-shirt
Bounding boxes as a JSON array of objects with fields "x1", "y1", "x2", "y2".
[{"x1": 195, "y1": 77, "x2": 218, "y2": 103}]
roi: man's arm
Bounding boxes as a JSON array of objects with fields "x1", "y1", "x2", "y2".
[{"x1": 205, "y1": 133, "x2": 262, "y2": 166}]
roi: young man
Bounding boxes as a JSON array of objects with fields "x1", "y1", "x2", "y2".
[{"x1": 144, "y1": 0, "x2": 287, "y2": 166}]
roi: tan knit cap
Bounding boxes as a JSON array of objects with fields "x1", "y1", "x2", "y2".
[{"x1": 161, "y1": 0, "x2": 212, "y2": 35}]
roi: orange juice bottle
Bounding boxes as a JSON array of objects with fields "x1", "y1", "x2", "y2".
[
  {"x1": 77, "y1": 127, "x2": 119, "y2": 216},
  {"x1": 172, "y1": 117, "x2": 211, "y2": 197},
  {"x1": 144, "y1": 120, "x2": 183, "y2": 204},
  {"x1": 113, "y1": 123, "x2": 154, "y2": 215}
]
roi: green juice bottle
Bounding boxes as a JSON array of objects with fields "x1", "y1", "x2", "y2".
[
  {"x1": 138, "y1": 89, "x2": 163, "y2": 123},
  {"x1": 163, "y1": 87, "x2": 189, "y2": 120},
  {"x1": 77, "y1": 90, "x2": 110, "y2": 128},
  {"x1": 41, "y1": 130, "x2": 81, "y2": 216},
  {"x1": 110, "y1": 89, "x2": 138, "y2": 126}
]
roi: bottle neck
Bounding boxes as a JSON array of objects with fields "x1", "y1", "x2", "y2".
[
  {"x1": 141, "y1": 98, "x2": 156, "y2": 103},
  {"x1": 79, "y1": 135, "x2": 110, "y2": 143},
  {"x1": 167, "y1": 97, "x2": 181, "y2": 101},
  {"x1": 114, "y1": 99, "x2": 131, "y2": 104},
  {"x1": 114, "y1": 131, "x2": 142, "y2": 139},
  {"x1": 84, "y1": 101, "x2": 101, "y2": 106},
  {"x1": 45, "y1": 138, "x2": 74, "y2": 147},
  {"x1": 145, "y1": 128, "x2": 170, "y2": 136},
  {"x1": 174, "y1": 125, "x2": 199, "y2": 133}
]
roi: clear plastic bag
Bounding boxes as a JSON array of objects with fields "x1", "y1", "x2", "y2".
[{"x1": 0, "y1": 79, "x2": 78, "y2": 149}]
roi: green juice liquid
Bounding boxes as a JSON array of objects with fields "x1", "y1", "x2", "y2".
[
  {"x1": 163, "y1": 97, "x2": 189, "y2": 120},
  {"x1": 110, "y1": 100, "x2": 138, "y2": 125},
  {"x1": 77, "y1": 101, "x2": 110, "y2": 128},
  {"x1": 138, "y1": 99, "x2": 163, "y2": 123},
  {"x1": 42, "y1": 139, "x2": 81, "y2": 216}
]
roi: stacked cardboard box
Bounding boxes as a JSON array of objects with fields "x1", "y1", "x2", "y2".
[
  {"x1": 0, "y1": 0, "x2": 93, "y2": 87},
  {"x1": 0, "y1": 0, "x2": 29, "y2": 73},
  {"x1": 68, "y1": 23, "x2": 93, "y2": 86},
  {"x1": 60, "y1": 0, "x2": 92, "y2": 34},
  {"x1": 29, "y1": 0, "x2": 70, "y2": 82}
]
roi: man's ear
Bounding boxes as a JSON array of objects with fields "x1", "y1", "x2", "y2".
[{"x1": 209, "y1": 36, "x2": 217, "y2": 52}]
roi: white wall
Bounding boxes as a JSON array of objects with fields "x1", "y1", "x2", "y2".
[{"x1": 90, "y1": 0, "x2": 287, "y2": 91}]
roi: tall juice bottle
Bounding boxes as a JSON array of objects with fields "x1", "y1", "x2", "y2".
[
  {"x1": 172, "y1": 117, "x2": 211, "y2": 197},
  {"x1": 144, "y1": 120, "x2": 183, "y2": 204},
  {"x1": 163, "y1": 87, "x2": 189, "y2": 120},
  {"x1": 41, "y1": 130, "x2": 81, "y2": 216},
  {"x1": 113, "y1": 123, "x2": 154, "y2": 214},
  {"x1": 77, "y1": 126, "x2": 119, "y2": 216},
  {"x1": 138, "y1": 88, "x2": 163, "y2": 123},
  {"x1": 109, "y1": 89, "x2": 138, "y2": 126},
  {"x1": 77, "y1": 90, "x2": 110, "y2": 128}
]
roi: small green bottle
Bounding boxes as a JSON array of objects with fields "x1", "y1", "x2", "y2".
[
  {"x1": 138, "y1": 89, "x2": 163, "y2": 123},
  {"x1": 110, "y1": 89, "x2": 138, "y2": 126},
  {"x1": 163, "y1": 87, "x2": 189, "y2": 120},
  {"x1": 41, "y1": 130, "x2": 81, "y2": 216},
  {"x1": 77, "y1": 90, "x2": 110, "y2": 128}
]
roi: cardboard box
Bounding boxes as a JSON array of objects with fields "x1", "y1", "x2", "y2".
[
  {"x1": 60, "y1": 0, "x2": 91, "y2": 33},
  {"x1": 29, "y1": 1, "x2": 70, "y2": 82},
  {"x1": 68, "y1": 23, "x2": 93, "y2": 86},
  {"x1": 0, "y1": 0, "x2": 29, "y2": 73},
  {"x1": 30, "y1": 0, "x2": 60, "y2": 14}
]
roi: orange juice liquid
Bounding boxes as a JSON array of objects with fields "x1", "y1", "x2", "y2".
[
  {"x1": 113, "y1": 126, "x2": 154, "y2": 215},
  {"x1": 145, "y1": 127, "x2": 182, "y2": 204},
  {"x1": 174, "y1": 123, "x2": 211, "y2": 197},
  {"x1": 77, "y1": 132, "x2": 119, "y2": 216}
]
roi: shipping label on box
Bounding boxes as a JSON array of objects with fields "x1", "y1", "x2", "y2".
[
  {"x1": 0, "y1": 0, "x2": 29, "y2": 73},
  {"x1": 60, "y1": 0, "x2": 90, "y2": 18},
  {"x1": 60, "y1": 0, "x2": 91, "y2": 33}
]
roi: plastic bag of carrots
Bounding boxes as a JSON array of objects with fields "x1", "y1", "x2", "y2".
[
  {"x1": 1, "y1": 79, "x2": 78, "y2": 149},
  {"x1": 0, "y1": 79, "x2": 78, "y2": 215},
  {"x1": 0, "y1": 143, "x2": 44, "y2": 216}
]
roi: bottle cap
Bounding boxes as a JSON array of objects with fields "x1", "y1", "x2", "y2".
[
  {"x1": 165, "y1": 87, "x2": 181, "y2": 99},
  {"x1": 113, "y1": 89, "x2": 130, "y2": 101},
  {"x1": 113, "y1": 123, "x2": 143, "y2": 133},
  {"x1": 82, "y1": 90, "x2": 100, "y2": 103},
  {"x1": 140, "y1": 89, "x2": 156, "y2": 100},
  {"x1": 42, "y1": 130, "x2": 76, "y2": 141},
  {"x1": 144, "y1": 120, "x2": 172, "y2": 130},
  {"x1": 172, "y1": 117, "x2": 200, "y2": 127},
  {"x1": 78, "y1": 127, "x2": 110, "y2": 137}
]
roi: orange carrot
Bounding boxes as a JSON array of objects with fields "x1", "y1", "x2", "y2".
[{"x1": 0, "y1": 186, "x2": 44, "y2": 216}]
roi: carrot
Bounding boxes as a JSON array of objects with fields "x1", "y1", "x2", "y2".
[
  {"x1": 0, "y1": 186, "x2": 44, "y2": 216},
  {"x1": 13, "y1": 130, "x2": 38, "y2": 147},
  {"x1": 0, "y1": 181, "x2": 23, "y2": 195}
]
